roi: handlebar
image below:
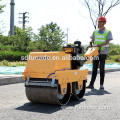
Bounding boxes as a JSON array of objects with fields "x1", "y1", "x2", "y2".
[{"x1": 89, "y1": 42, "x2": 101, "y2": 54}]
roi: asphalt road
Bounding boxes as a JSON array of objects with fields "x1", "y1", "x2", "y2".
[{"x1": 0, "y1": 71, "x2": 120, "y2": 120}]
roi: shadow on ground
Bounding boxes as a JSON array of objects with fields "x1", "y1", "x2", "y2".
[
  {"x1": 15, "y1": 89, "x2": 111, "y2": 113},
  {"x1": 15, "y1": 98, "x2": 86, "y2": 114},
  {"x1": 85, "y1": 89, "x2": 111, "y2": 96}
]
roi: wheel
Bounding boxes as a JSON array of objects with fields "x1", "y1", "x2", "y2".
[
  {"x1": 57, "y1": 83, "x2": 71, "y2": 105},
  {"x1": 71, "y1": 80, "x2": 86, "y2": 100},
  {"x1": 25, "y1": 83, "x2": 71, "y2": 105}
]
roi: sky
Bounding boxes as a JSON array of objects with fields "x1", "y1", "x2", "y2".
[{"x1": 0, "y1": 0, "x2": 120, "y2": 45}]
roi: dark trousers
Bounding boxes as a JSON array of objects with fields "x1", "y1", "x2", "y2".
[{"x1": 90, "y1": 54, "x2": 106, "y2": 86}]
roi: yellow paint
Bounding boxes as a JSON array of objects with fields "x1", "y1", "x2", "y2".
[
  {"x1": 84, "y1": 47, "x2": 98, "y2": 60},
  {"x1": 22, "y1": 47, "x2": 98, "y2": 95}
]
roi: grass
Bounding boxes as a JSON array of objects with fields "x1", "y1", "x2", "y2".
[
  {"x1": 85, "y1": 60, "x2": 120, "y2": 64},
  {"x1": 0, "y1": 60, "x2": 27, "y2": 67},
  {"x1": 105, "y1": 60, "x2": 120, "y2": 64},
  {"x1": 0, "y1": 59, "x2": 119, "y2": 67},
  {"x1": 85, "y1": 59, "x2": 120, "y2": 64}
]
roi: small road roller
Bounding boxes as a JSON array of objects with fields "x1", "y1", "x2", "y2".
[{"x1": 22, "y1": 41, "x2": 98, "y2": 105}]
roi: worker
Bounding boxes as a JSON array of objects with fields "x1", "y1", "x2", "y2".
[{"x1": 86, "y1": 16, "x2": 113, "y2": 89}]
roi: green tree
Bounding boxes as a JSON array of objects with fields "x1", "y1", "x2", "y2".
[
  {"x1": 12, "y1": 26, "x2": 35, "y2": 52},
  {"x1": 0, "y1": 0, "x2": 5, "y2": 34},
  {"x1": 0, "y1": 0, "x2": 5, "y2": 13},
  {"x1": 1, "y1": 26, "x2": 35, "y2": 52},
  {"x1": 37, "y1": 22, "x2": 65, "y2": 51},
  {"x1": 0, "y1": 35, "x2": 13, "y2": 46},
  {"x1": 108, "y1": 43, "x2": 120, "y2": 55}
]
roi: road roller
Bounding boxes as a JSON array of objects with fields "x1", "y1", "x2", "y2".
[{"x1": 22, "y1": 41, "x2": 98, "y2": 105}]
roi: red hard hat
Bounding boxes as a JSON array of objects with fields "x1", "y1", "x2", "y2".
[{"x1": 98, "y1": 16, "x2": 107, "y2": 22}]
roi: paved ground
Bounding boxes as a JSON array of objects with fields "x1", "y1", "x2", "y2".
[
  {"x1": 0, "y1": 74, "x2": 23, "y2": 86},
  {"x1": 0, "y1": 74, "x2": 22, "y2": 78},
  {"x1": 0, "y1": 71, "x2": 120, "y2": 120}
]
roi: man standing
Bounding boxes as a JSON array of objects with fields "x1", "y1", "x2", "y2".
[{"x1": 86, "y1": 16, "x2": 113, "y2": 89}]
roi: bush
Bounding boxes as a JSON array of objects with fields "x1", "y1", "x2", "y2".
[
  {"x1": 0, "y1": 45, "x2": 13, "y2": 51},
  {"x1": 0, "y1": 51, "x2": 29, "y2": 61},
  {"x1": 108, "y1": 49, "x2": 119, "y2": 55},
  {"x1": 2, "y1": 60, "x2": 9, "y2": 66},
  {"x1": 108, "y1": 55, "x2": 120, "y2": 62}
]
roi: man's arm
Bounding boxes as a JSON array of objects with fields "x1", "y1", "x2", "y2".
[
  {"x1": 91, "y1": 38, "x2": 94, "y2": 47},
  {"x1": 90, "y1": 32, "x2": 95, "y2": 47},
  {"x1": 102, "y1": 40, "x2": 110, "y2": 46},
  {"x1": 97, "y1": 40, "x2": 110, "y2": 47}
]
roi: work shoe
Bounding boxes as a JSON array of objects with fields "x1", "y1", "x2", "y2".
[
  {"x1": 86, "y1": 85, "x2": 94, "y2": 89},
  {"x1": 100, "y1": 85, "x2": 104, "y2": 89}
]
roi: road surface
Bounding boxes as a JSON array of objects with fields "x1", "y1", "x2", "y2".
[{"x1": 0, "y1": 71, "x2": 120, "y2": 120}]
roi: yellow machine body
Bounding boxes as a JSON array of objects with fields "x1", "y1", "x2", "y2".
[
  {"x1": 22, "y1": 46, "x2": 99, "y2": 105},
  {"x1": 22, "y1": 51, "x2": 71, "y2": 80},
  {"x1": 84, "y1": 47, "x2": 99, "y2": 60},
  {"x1": 22, "y1": 51, "x2": 88, "y2": 95}
]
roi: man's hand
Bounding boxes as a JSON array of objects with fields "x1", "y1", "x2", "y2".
[
  {"x1": 97, "y1": 40, "x2": 110, "y2": 47},
  {"x1": 97, "y1": 44, "x2": 102, "y2": 47}
]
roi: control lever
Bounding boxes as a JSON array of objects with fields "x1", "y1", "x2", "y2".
[{"x1": 90, "y1": 42, "x2": 92, "y2": 47}]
